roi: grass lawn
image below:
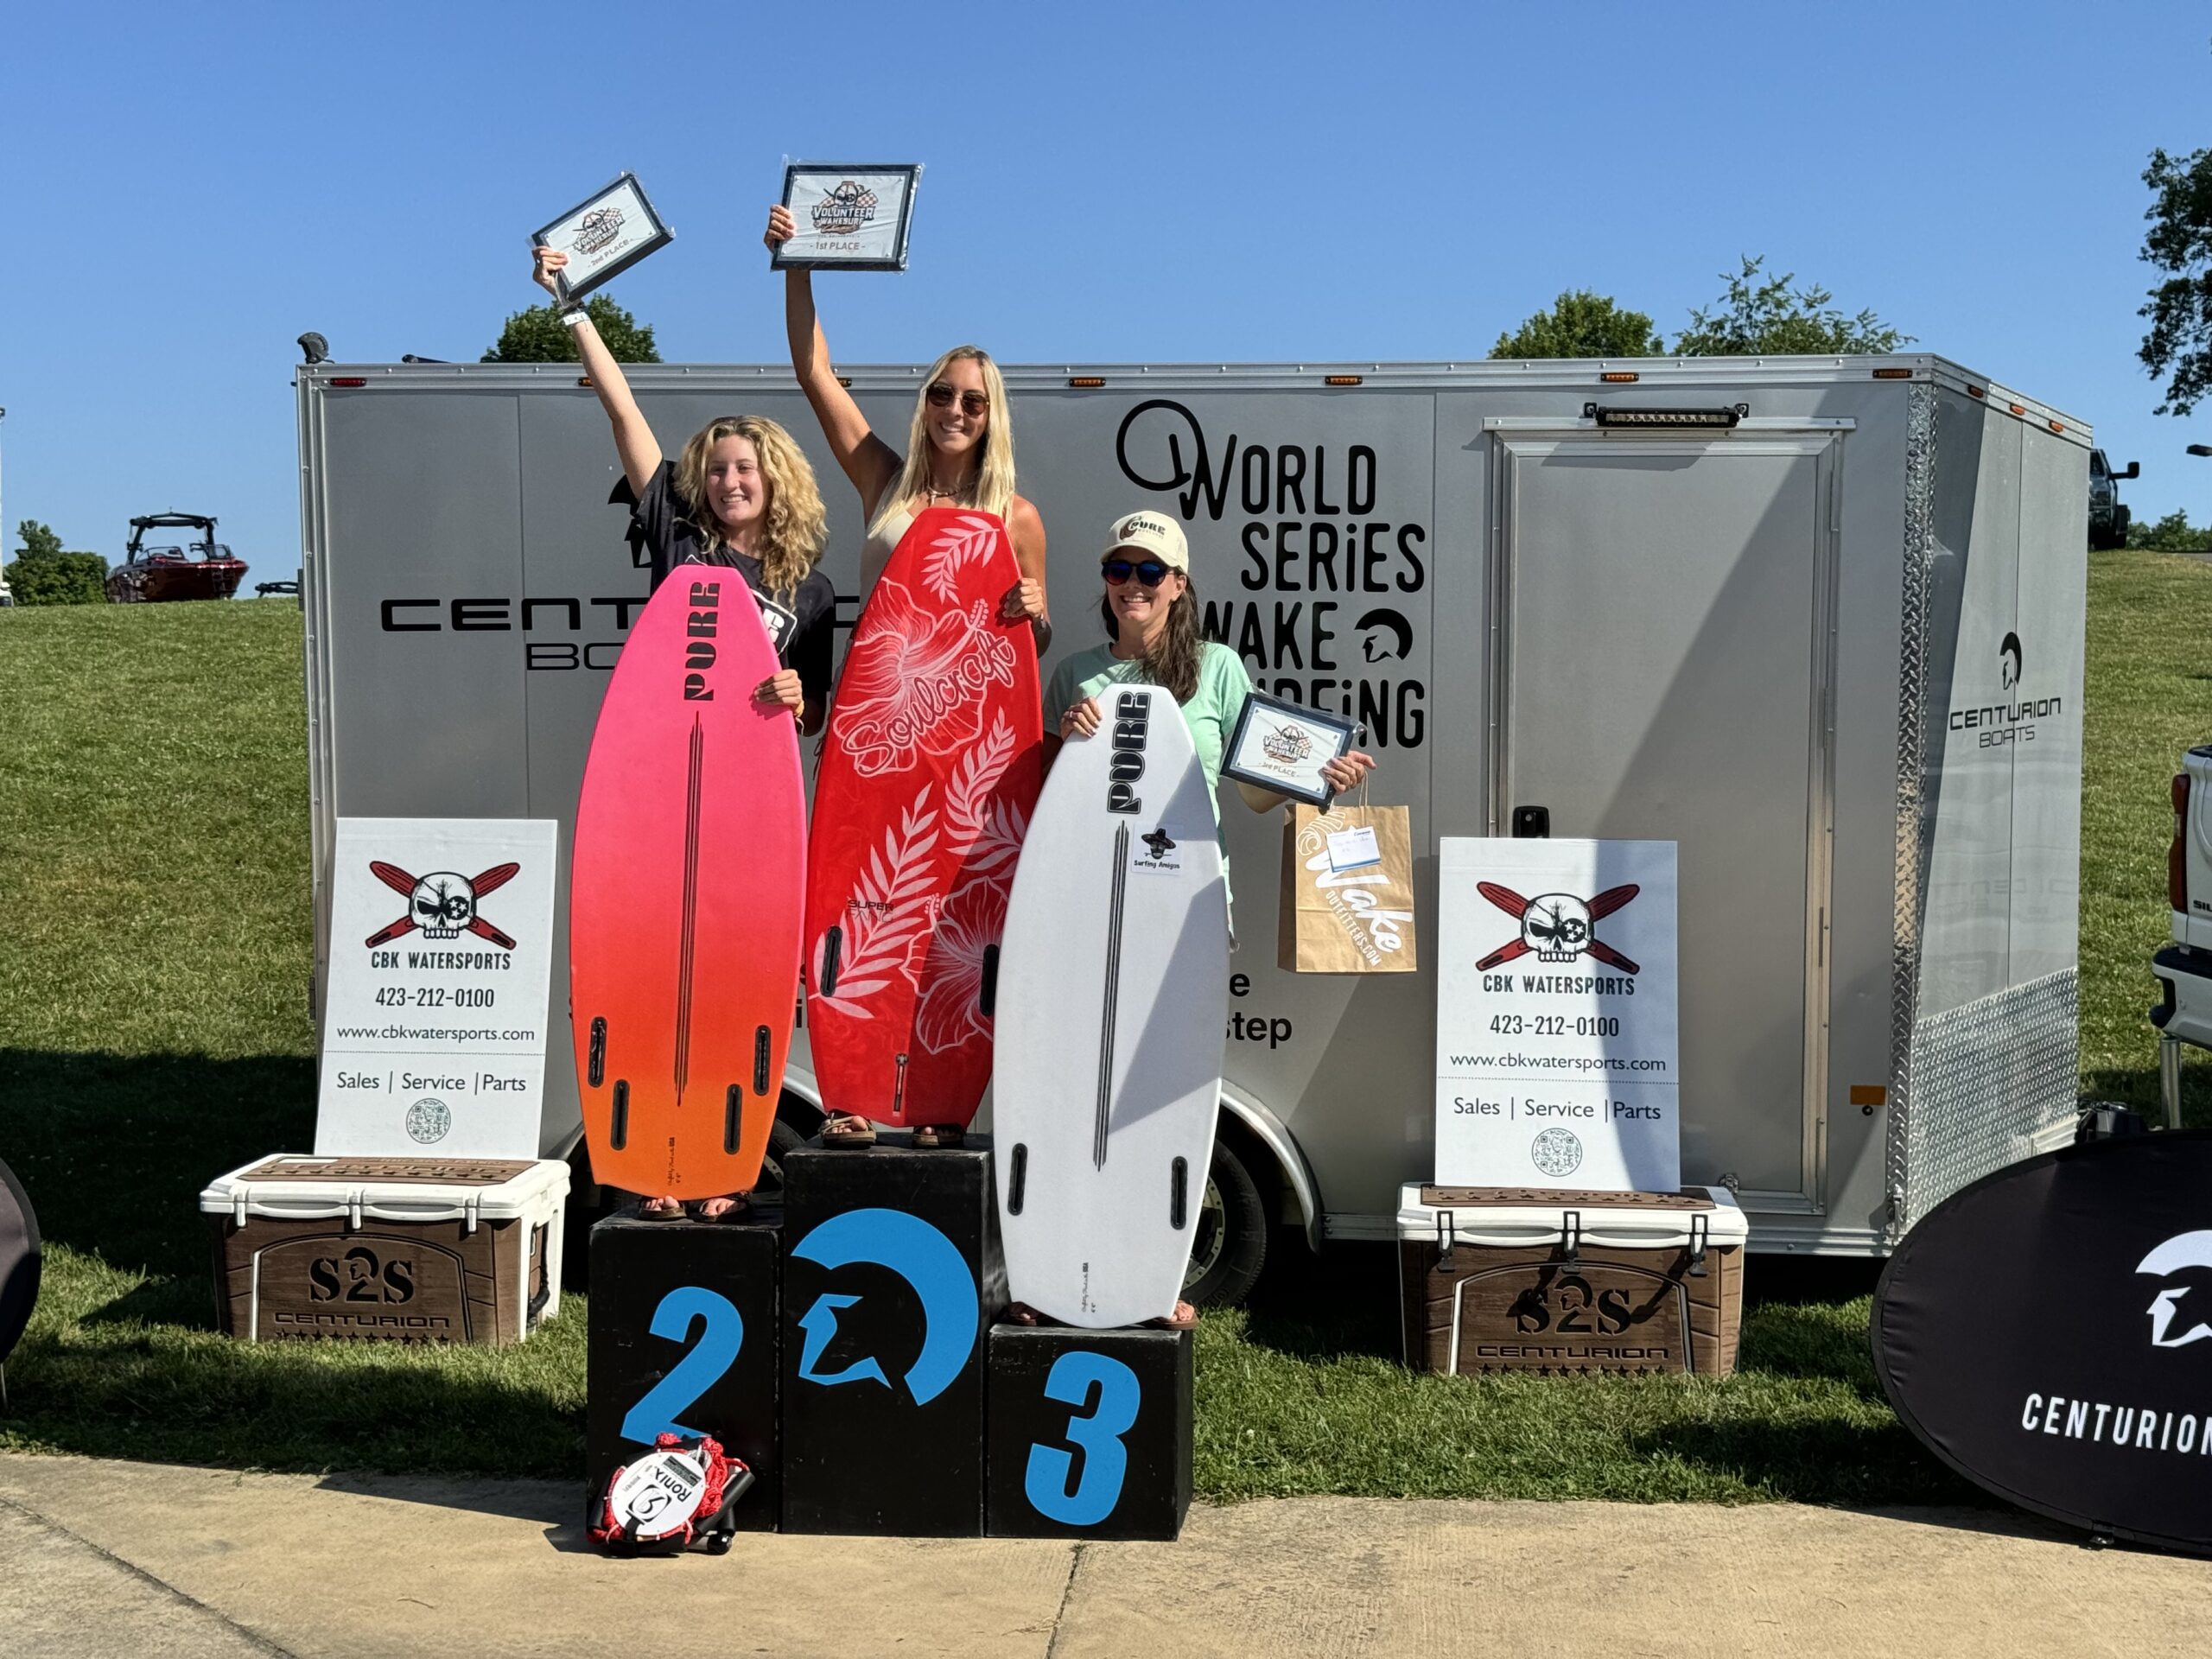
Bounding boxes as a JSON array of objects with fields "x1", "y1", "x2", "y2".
[{"x1": 1, "y1": 555, "x2": 2208, "y2": 1502}]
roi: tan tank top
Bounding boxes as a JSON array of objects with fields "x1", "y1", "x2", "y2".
[{"x1": 859, "y1": 505, "x2": 917, "y2": 597}]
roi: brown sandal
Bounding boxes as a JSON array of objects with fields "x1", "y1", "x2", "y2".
[
  {"x1": 911, "y1": 1123, "x2": 965, "y2": 1149},
  {"x1": 820, "y1": 1114, "x2": 877, "y2": 1149}
]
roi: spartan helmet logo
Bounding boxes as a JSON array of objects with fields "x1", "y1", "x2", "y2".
[
  {"x1": 1519, "y1": 893, "x2": 1592, "y2": 962},
  {"x1": 1999, "y1": 631, "x2": 2023, "y2": 691},
  {"x1": 2136, "y1": 1231, "x2": 2212, "y2": 1348},
  {"x1": 408, "y1": 873, "x2": 477, "y2": 939}
]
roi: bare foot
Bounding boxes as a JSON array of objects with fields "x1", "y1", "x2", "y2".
[
  {"x1": 696, "y1": 1194, "x2": 749, "y2": 1221},
  {"x1": 821, "y1": 1114, "x2": 876, "y2": 1147},
  {"x1": 1149, "y1": 1300, "x2": 1198, "y2": 1329},
  {"x1": 1006, "y1": 1300, "x2": 1041, "y2": 1326},
  {"x1": 639, "y1": 1195, "x2": 683, "y2": 1218}
]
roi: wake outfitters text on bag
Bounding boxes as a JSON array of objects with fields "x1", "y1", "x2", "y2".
[{"x1": 1278, "y1": 804, "x2": 1417, "y2": 974}]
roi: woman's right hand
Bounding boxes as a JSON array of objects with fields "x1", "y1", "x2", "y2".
[
  {"x1": 764, "y1": 204, "x2": 796, "y2": 251},
  {"x1": 531, "y1": 246, "x2": 568, "y2": 297},
  {"x1": 1058, "y1": 696, "x2": 1103, "y2": 742}
]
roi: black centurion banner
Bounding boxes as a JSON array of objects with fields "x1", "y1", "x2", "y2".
[
  {"x1": 0, "y1": 1155, "x2": 40, "y2": 1367},
  {"x1": 1873, "y1": 1131, "x2": 2212, "y2": 1555}
]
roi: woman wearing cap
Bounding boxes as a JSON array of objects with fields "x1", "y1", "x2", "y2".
[
  {"x1": 1046, "y1": 512, "x2": 1376, "y2": 911},
  {"x1": 762, "y1": 205, "x2": 1049, "y2": 643},
  {"x1": 534, "y1": 246, "x2": 835, "y2": 1217},
  {"x1": 1033, "y1": 512, "x2": 1374, "y2": 1325}
]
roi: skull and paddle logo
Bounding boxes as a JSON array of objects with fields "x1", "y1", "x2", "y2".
[
  {"x1": 364, "y1": 861, "x2": 521, "y2": 950},
  {"x1": 1473, "y1": 881, "x2": 1641, "y2": 974}
]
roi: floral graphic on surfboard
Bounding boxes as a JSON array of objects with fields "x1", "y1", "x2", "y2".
[{"x1": 805, "y1": 508, "x2": 1041, "y2": 1129}]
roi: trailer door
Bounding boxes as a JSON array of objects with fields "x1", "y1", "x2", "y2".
[{"x1": 1489, "y1": 419, "x2": 1844, "y2": 1211}]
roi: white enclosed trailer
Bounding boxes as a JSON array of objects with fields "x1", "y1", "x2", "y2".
[{"x1": 295, "y1": 353, "x2": 2087, "y2": 1279}]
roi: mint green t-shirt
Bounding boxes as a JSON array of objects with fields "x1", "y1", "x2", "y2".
[{"x1": 1044, "y1": 640, "x2": 1255, "y2": 908}]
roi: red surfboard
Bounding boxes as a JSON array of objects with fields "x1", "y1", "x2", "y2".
[
  {"x1": 571, "y1": 570, "x2": 805, "y2": 1197},
  {"x1": 805, "y1": 508, "x2": 1043, "y2": 1128}
]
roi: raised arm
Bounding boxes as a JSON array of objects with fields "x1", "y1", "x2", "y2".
[
  {"x1": 766, "y1": 206, "x2": 901, "y2": 514},
  {"x1": 534, "y1": 248, "x2": 661, "y2": 493}
]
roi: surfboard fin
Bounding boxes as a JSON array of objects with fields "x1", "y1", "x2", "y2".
[
  {"x1": 588, "y1": 1017, "x2": 607, "y2": 1088},
  {"x1": 819, "y1": 926, "x2": 842, "y2": 995},
  {"x1": 611, "y1": 1080, "x2": 630, "y2": 1150},
  {"x1": 978, "y1": 944, "x2": 999, "y2": 1016},
  {"x1": 753, "y1": 1025, "x2": 771, "y2": 1096},
  {"x1": 1007, "y1": 1143, "x2": 1027, "y2": 1215},
  {"x1": 724, "y1": 1085, "x2": 743, "y2": 1155},
  {"x1": 1171, "y1": 1156, "x2": 1189, "y2": 1230}
]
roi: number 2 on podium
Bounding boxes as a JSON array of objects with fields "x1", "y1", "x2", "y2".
[
  {"x1": 1024, "y1": 1351, "x2": 1141, "y2": 1526},
  {"x1": 620, "y1": 1286, "x2": 744, "y2": 1443}
]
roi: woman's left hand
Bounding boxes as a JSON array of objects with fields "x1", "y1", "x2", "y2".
[
  {"x1": 1001, "y1": 577, "x2": 1046, "y2": 623},
  {"x1": 756, "y1": 670, "x2": 804, "y2": 715},
  {"x1": 1319, "y1": 751, "x2": 1376, "y2": 794}
]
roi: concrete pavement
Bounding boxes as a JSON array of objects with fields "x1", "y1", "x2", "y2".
[{"x1": 3, "y1": 1453, "x2": 2209, "y2": 1658}]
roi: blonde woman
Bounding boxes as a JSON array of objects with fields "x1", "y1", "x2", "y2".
[
  {"x1": 535, "y1": 247, "x2": 836, "y2": 1217},
  {"x1": 763, "y1": 204, "x2": 1049, "y2": 646}
]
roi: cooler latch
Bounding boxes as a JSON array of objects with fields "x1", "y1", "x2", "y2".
[
  {"x1": 1560, "y1": 1210, "x2": 1582, "y2": 1272},
  {"x1": 1434, "y1": 1208, "x2": 1456, "y2": 1269},
  {"x1": 347, "y1": 1190, "x2": 364, "y2": 1231},
  {"x1": 232, "y1": 1192, "x2": 249, "y2": 1227},
  {"x1": 1687, "y1": 1212, "x2": 1711, "y2": 1278},
  {"x1": 464, "y1": 1194, "x2": 481, "y2": 1236}
]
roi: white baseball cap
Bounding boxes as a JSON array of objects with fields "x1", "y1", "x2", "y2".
[{"x1": 1103, "y1": 510, "x2": 1189, "y2": 573}]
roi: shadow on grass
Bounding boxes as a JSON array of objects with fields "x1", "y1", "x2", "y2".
[
  {"x1": 1628, "y1": 1414, "x2": 1983, "y2": 1507},
  {"x1": 2085, "y1": 1064, "x2": 2209, "y2": 1128},
  {"x1": 0, "y1": 1049, "x2": 315, "y2": 1280}
]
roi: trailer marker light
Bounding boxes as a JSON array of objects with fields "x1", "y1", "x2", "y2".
[
  {"x1": 2049, "y1": 419, "x2": 2065, "y2": 435},
  {"x1": 1583, "y1": 403, "x2": 1746, "y2": 429},
  {"x1": 1599, "y1": 372, "x2": 1640, "y2": 383},
  {"x1": 1067, "y1": 376, "x2": 1106, "y2": 388},
  {"x1": 1967, "y1": 385, "x2": 1986, "y2": 398},
  {"x1": 576, "y1": 377, "x2": 593, "y2": 388},
  {"x1": 836, "y1": 377, "x2": 853, "y2": 388},
  {"x1": 1325, "y1": 374, "x2": 1364, "y2": 386},
  {"x1": 2009, "y1": 403, "x2": 2026, "y2": 416},
  {"x1": 1872, "y1": 367, "x2": 1913, "y2": 379},
  {"x1": 329, "y1": 378, "x2": 367, "y2": 388}
]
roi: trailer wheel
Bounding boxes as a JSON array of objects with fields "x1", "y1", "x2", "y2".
[
  {"x1": 752, "y1": 1116, "x2": 808, "y2": 1207},
  {"x1": 1183, "y1": 1139, "x2": 1268, "y2": 1308}
]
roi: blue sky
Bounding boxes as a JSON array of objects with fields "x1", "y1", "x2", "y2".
[{"x1": 5, "y1": 1, "x2": 2210, "y2": 569}]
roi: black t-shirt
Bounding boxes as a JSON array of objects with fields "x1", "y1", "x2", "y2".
[{"x1": 610, "y1": 461, "x2": 836, "y2": 708}]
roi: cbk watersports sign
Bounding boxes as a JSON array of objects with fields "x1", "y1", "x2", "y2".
[
  {"x1": 315, "y1": 818, "x2": 556, "y2": 1158},
  {"x1": 1433, "y1": 838, "x2": 1680, "y2": 1191},
  {"x1": 1874, "y1": 1132, "x2": 2212, "y2": 1556}
]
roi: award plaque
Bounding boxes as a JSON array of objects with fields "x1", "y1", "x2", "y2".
[
  {"x1": 771, "y1": 163, "x2": 922, "y2": 271},
  {"x1": 531, "y1": 173, "x2": 674, "y2": 303},
  {"x1": 1220, "y1": 690, "x2": 1357, "y2": 807}
]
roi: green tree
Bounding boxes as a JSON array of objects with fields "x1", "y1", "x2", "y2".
[
  {"x1": 2125, "y1": 508, "x2": 2212, "y2": 554},
  {"x1": 1673, "y1": 256, "x2": 1910, "y2": 356},
  {"x1": 482, "y1": 292, "x2": 661, "y2": 365},
  {"x1": 1491, "y1": 290, "x2": 1663, "y2": 359},
  {"x1": 16, "y1": 519, "x2": 64, "y2": 562},
  {"x1": 2139, "y1": 146, "x2": 2212, "y2": 416}
]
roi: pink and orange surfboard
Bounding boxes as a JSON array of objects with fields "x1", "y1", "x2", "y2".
[
  {"x1": 571, "y1": 570, "x2": 805, "y2": 1197},
  {"x1": 804, "y1": 508, "x2": 1043, "y2": 1128}
]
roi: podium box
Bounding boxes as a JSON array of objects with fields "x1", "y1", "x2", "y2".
[
  {"x1": 587, "y1": 1207, "x2": 781, "y2": 1532},
  {"x1": 779, "y1": 1139, "x2": 1002, "y2": 1535},
  {"x1": 986, "y1": 1322, "x2": 1193, "y2": 1540}
]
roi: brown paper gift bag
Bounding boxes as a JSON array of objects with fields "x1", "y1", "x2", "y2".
[{"x1": 1277, "y1": 802, "x2": 1418, "y2": 972}]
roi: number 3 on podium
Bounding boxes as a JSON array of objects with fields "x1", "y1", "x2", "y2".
[{"x1": 1023, "y1": 1351, "x2": 1140, "y2": 1527}]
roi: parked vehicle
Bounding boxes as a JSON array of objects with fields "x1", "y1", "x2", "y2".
[
  {"x1": 0, "y1": 569, "x2": 13, "y2": 607},
  {"x1": 105, "y1": 512, "x2": 247, "y2": 603},
  {"x1": 296, "y1": 353, "x2": 2089, "y2": 1288},
  {"x1": 2089, "y1": 448, "x2": 2139, "y2": 550}
]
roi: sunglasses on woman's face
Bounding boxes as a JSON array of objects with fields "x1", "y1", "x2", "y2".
[
  {"x1": 925, "y1": 383, "x2": 990, "y2": 417},
  {"x1": 1102, "y1": 558, "x2": 1173, "y2": 588}
]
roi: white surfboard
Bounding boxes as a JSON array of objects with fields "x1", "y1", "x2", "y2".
[{"x1": 994, "y1": 683, "x2": 1231, "y2": 1327}]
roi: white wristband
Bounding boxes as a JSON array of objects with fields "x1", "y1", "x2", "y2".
[{"x1": 559, "y1": 307, "x2": 589, "y2": 328}]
